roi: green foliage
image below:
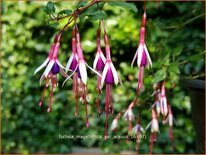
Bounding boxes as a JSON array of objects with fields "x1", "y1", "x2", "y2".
[
  {"x1": 43, "y1": 1, "x2": 55, "y2": 14},
  {"x1": 108, "y1": 1, "x2": 138, "y2": 13},
  {"x1": 1, "y1": 1, "x2": 204, "y2": 154},
  {"x1": 58, "y1": 9, "x2": 72, "y2": 16}
]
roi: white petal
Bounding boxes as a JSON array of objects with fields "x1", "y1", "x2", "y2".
[
  {"x1": 43, "y1": 59, "x2": 55, "y2": 78},
  {"x1": 140, "y1": 127, "x2": 145, "y2": 133},
  {"x1": 122, "y1": 111, "x2": 128, "y2": 120},
  {"x1": 62, "y1": 65, "x2": 78, "y2": 86},
  {"x1": 145, "y1": 121, "x2": 152, "y2": 131},
  {"x1": 111, "y1": 119, "x2": 118, "y2": 131},
  {"x1": 131, "y1": 47, "x2": 139, "y2": 68},
  {"x1": 93, "y1": 53, "x2": 100, "y2": 69},
  {"x1": 34, "y1": 58, "x2": 49, "y2": 75},
  {"x1": 100, "y1": 52, "x2": 106, "y2": 63},
  {"x1": 56, "y1": 60, "x2": 65, "y2": 70},
  {"x1": 101, "y1": 62, "x2": 109, "y2": 88},
  {"x1": 137, "y1": 44, "x2": 143, "y2": 67},
  {"x1": 151, "y1": 119, "x2": 159, "y2": 133},
  {"x1": 144, "y1": 44, "x2": 152, "y2": 68},
  {"x1": 40, "y1": 74, "x2": 45, "y2": 85},
  {"x1": 60, "y1": 68, "x2": 68, "y2": 78},
  {"x1": 66, "y1": 53, "x2": 74, "y2": 72},
  {"x1": 86, "y1": 63, "x2": 102, "y2": 77},
  {"x1": 110, "y1": 62, "x2": 119, "y2": 86},
  {"x1": 168, "y1": 114, "x2": 173, "y2": 127},
  {"x1": 79, "y1": 60, "x2": 87, "y2": 85}
]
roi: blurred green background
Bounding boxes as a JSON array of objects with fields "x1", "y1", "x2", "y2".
[{"x1": 1, "y1": 1, "x2": 205, "y2": 154}]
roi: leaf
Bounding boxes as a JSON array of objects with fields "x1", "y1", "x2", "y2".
[
  {"x1": 108, "y1": 1, "x2": 138, "y2": 13},
  {"x1": 187, "y1": 52, "x2": 204, "y2": 62},
  {"x1": 169, "y1": 63, "x2": 180, "y2": 74},
  {"x1": 152, "y1": 69, "x2": 167, "y2": 84},
  {"x1": 87, "y1": 10, "x2": 107, "y2": 21},
  {"x1": 80, "y1": 10, "x2": 107, "y2": 21},
  {"x1": 43, "y1": 1, "x2": 55, "y2": 14},
  {"x1": 58, "y1": 9, "x2": 72, "y2": 16},
  {"x1": 173, "y1": 46, "x2": 183, "y2": 57},
  {"x1": 48, "y1": 22, "x2": 59, "y2": 28},
  {"x1": 77, "y1": 1, "x2": 88, "y2": 8}
]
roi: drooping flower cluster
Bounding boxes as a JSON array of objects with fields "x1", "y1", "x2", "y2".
[
  {"x1": 34, "y1": 20, "x2": 120, "y2": 132},
  {"x1": 109, "y1": 4, "x2": 175, "y2": 153},
  {"x1": 148, "y1": 81, "x2": 175, "y2": 153},
  {"x1": 34, "y1": 33, "x2": 68, "y2": 112},
  {"x1": 34, "y1": 1, "x2": 177, "y2": 153}
]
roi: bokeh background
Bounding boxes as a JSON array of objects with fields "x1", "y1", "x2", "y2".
[{"x1": 1, "y1": 1, "x2": 205, "y2": 154}]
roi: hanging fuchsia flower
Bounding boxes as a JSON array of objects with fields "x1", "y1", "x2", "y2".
[
  {"x1": 151, "y1": 83, "x2": 161, "y2": 116},
  {"x1": 131, "y1": 12, "x2": 152, "y2": 91},
  {"x1": 123, "y1": 102, "x2": 135, "y2": 121},
  {"x1": 65, "y1": 27, "x2": 79, "y2": 117},
  {"x1": 63, "y1": 25, "x2": 100, "y2": 127},
  {"x1": 132, "y1": 117, "x2": 145, "y2": 153},
  {"x1": 123, "y1": 107, "x2": 134, "y2": 134},
  {"x1": 160, "y1": 81, "x2": 168, "y2": 118},
  {"x1": 34, "y1": 33, "x2": 67, "y2": 112},
  {"x1": 66, "y1": 27, "x2": 78, "y2": 72},
  {"x1": 93, "y1": 27, "x2": 106, "y2": 115},
  {"x1": 146, "y1": 109, "x2": 159, "y2": 154},
  {"x1": 93, "y1": 27, "x2": 106, "y2": 71},
  {"x1": 101, "y1": 28, "x2": 120, "y2": 140}
]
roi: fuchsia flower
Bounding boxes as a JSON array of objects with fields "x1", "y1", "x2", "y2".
[
  {"x1": 93, "y1": 27, "x2": 106, "y2": 115},
  {"x1": 160, "y1": 81, "x2": 168, "y2": 118},
  {"x1": 93, "y1": 28, "x2": 106, "y2": 71},
  {"x1": 34, "y1": 33, "x2": 67, "y2": 112},
  {"x1": 132, "y1": 117, "x2": 145, "y2": 153},
  {"x1": 63, "y1": 25, "x2": 100, "y2": 127},
  {"x1": 65, "y1": 27, "x2": 79, "y2": 117},
  {"x1": 131, "y1": 12, "x2": 152, "y2": 91},
  {"x1": 123, "y1": 102, "x2": 135, "y2": 121},
  {"x1": 101, "y1": 29, "x2": 120, "y2": 140},
  {"x1": 146, "y1": 109, "x2": 159, "y2": 154},
  {"x1": 152, "y1": 83, "x2": 161, "y2": 115}
]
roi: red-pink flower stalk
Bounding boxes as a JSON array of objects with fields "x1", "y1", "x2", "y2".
[
  {"x1": 131, "y1": 12, "x2": 152, "y2": 92},
  {"x1": 101, "y1": 30, "x2": 120, "y2": 140},
  {"x1": 93, "y1": 27, "x2": 106, "y2": 115},
  {"x1": 34, "y1": 33, "x2": 67, "y2": 112}
]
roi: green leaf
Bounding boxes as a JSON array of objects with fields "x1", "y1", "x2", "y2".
[
  {"x1": 77, "y1": 1, "x2": 88, "y2": 8},
  {"x1": 187, "y1": 52, "x2": 204, "y2": 62},
  {"x1": 48, "y1": 22, "x2": 59, "y2": 28},
  {"x1": 173, "y1": 46, "x2": 183, "y2": 57},
  {"x1": 43, "y1": 1, "x2": 55, "y2": 14},
  {"x1": 108, "y1": 1, "x2": 138, "y2": 13},
  {"x1": 152, "y1": 69, "x2": 167, "y2": 84},
  {"x1": 169, "y1": 63, "x2": 180, "y2": 74},
  {"x1": 58, "y1": 9, "x2": 72, "y2": 16},
  {"x1": 80, "y1": 10, "x2": 107, "y2": 21},
  {"x1": 88, "y1": 10, "x2": 107, "y2": 21}
]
